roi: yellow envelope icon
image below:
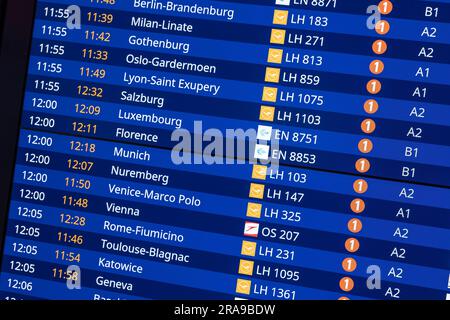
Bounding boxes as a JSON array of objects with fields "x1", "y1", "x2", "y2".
[
  {"x1": 249, "y1": 183, "x2": 265, "y2": 199},
  {"x1": 267, "y1": 48, "x2": 283, "y2": 64},
  {"x1": 246, "y1": 202, "x2": 262, "y2": 218},
  {"x1": 273, "y1": 10, "x2": 289, "y2": 25},
  {"x1": 265, "y1": 67, "x2": 281, "y2": 83},
  {"x1": 236, "y1": 279, "x2": 252, "y2": 295},
  {"x1": 241, "y1": 240, "x2": 257, "y2": 257},
  {"x1": 260, "y1": 106, "x2": 275, "y2": 122},
  {"x1": 262, "y1": 87, "x2": 278, "y2": 103},
  {"x1": 238, "y1": 260, "x2": 254, "y2": 276},
  {"x1": 270, "y1": 29, "x2": 286, "y2": 45},
  {"x1": 252, "y1": 165, "x2": 268, "y2": 180}
]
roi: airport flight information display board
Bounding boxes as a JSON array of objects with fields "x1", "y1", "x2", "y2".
[{"x1": 0, "y1": 0, "x2": 449, "y2": 300}]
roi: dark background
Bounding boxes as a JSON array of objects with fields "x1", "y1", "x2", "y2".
[{"x1": 0, "y1": 0, "x2": 36, "y2": 267}]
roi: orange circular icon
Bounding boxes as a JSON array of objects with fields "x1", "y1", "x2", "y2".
[
  {"x1": 353, "y1": 179, "x2": 368, "y2": 194},
  {"x1": 358, "y1": 139, "x2": 374, "y2": 154},
  {"x1": 363, "y1": 99, "x2": 379, "y2": 114},
  {"x1": 361, "y1": 119, "x2": 376, "y2": 134},
  {"x1": 348, "y1": 218, "x2": 363, "y2": 233},
  {"x1": 366, "y1": 79, "x2": 382, "y2": 94},
  {"x1": 375, "y1": 20, "x2": 390, "y2": 35},
  {"x1": 355, "y1": 158, "x2": 371, "y2": 173},
  {"x1": 369, "y1": 60, "x2": 384, "y2": 75},
  {"x1": 372, "y1": 40, "x2": 387, "y2": 55},
  {"x1": 345, "y1": 238, "x2": 360, "y2": 253},
  {"x1": 350, "y1": 198, "x2": 366, "y2": 214},
  {"x1": 339, "y1": 277, "x2": 355, "y2": 292},
  {"x1": 378, "y1": 1, "x2": 393, "y2": 15},
  {"x1": 338, "y1": 296, "x2": 350, "y2": 300},
  {"x1": 342, "y1": 258, "x2": 357, "y2": 272}
]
